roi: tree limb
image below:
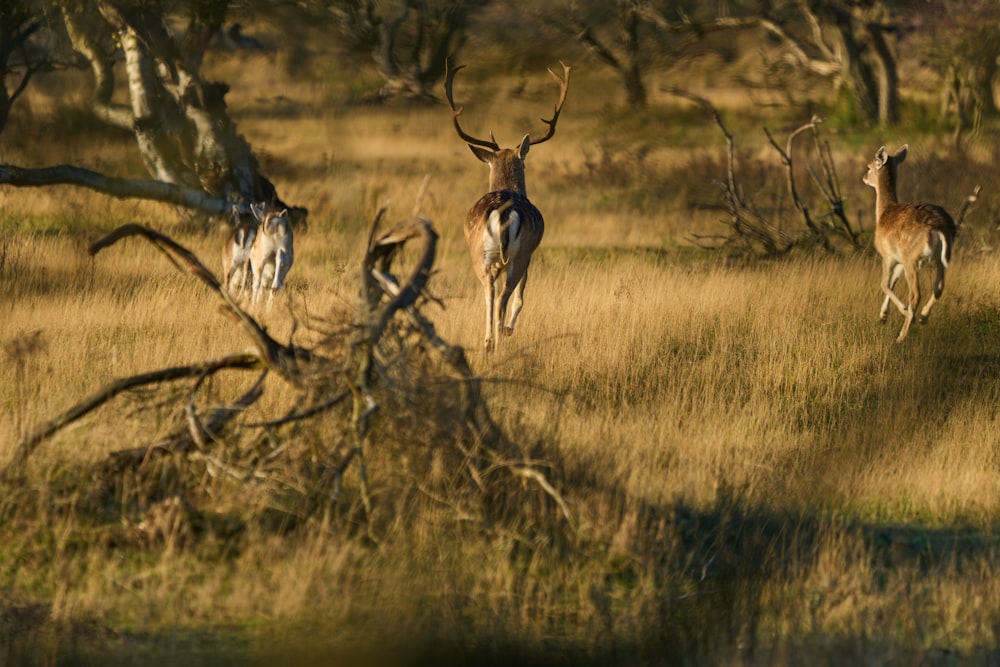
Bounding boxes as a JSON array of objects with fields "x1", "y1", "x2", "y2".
[{"x1": 0, "y1": 164, "x2": 229, "y2": 215}]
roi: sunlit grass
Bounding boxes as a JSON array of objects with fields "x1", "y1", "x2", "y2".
[{"x1": 5, "y1": 29, "x2": 1000, "y2": 666}]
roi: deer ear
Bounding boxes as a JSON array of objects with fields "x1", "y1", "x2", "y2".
[
  {"x1": 518, "y1": 134, "x2": 531, "y2": 160},
  {"x1": 250, "y1": 202, "x2": 265, "y2": 222},
  {"x1": 874, "y1": 146, "x2": 888, "y2": 167},
  {"x1": 468, "y1": 144, "x2": 494, "y2": 163},
  {"x1": 894, "y1": 145, "x2": 908, "y2": 164}
]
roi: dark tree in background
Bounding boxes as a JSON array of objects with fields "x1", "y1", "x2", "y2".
[
  {"x1": 0, "y1": 0, "x2": 47, "y2": 135},
  {"x1": 545, "y1": 0, "x2": 901, "y2": 125},
  {"x1": 326, "y1": 0, "x2": 490, "y2": 101},
  {"x1": 915, "y1": 0, "x2": 1000, "y2": 144}
]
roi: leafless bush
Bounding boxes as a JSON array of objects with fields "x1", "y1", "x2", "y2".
[{"x1": 666, "y1": 89, "x2": 865, "y2": 256}]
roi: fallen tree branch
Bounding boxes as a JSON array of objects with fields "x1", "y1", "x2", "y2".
[
  {"x1": 2, "y1": 352, "x2": 261, "y2": 476},
  {"x1": 957, "y1": 184, "x2": 981, "y2": 227},
  {"x1": 365, "y1": 220, "x2": 571, "y2": 528}
]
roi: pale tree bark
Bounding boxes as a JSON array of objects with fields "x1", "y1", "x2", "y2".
[{"x1": 1, "y1": 0, "x2": 305, "y2": 224}]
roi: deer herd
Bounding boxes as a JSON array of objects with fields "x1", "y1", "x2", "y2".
[{"x1": 222, "y1": 60, "x2": 959, "y2": 348}]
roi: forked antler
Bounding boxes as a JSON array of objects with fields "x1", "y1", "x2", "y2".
[
  {"x1": 445, "y1": 59, "x2": 499, "y2": 150},
  {"x1": 444, "y1": 59, "x2": 571, "y2": 149},
  {"x1": 530, "y1": 61, "x2": 571, "y2": 146}
]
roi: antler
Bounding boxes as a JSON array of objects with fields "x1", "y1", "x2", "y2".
[
  {"x1": 444, "y1": 59, "x2": 500, "y2": 151},
  {"x1": 529, "y1": 61, "x2": 571, "y2": 146}
]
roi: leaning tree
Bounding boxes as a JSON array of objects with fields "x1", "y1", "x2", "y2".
[{"x1": 0, "y1": 0, "x2": 304, "y2": 224}]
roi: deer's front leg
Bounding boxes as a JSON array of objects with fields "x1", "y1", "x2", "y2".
[
  {"x1": 251, "y1": 261, "x2": 265, "y2": 304},
  {"x1": 880, "y1": 259, "x2": 906, "y2": 321},
  {"x1": 269, "y1": 250, "x2": 292, "y2": 305}
]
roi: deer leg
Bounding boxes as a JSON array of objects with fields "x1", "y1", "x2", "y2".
[
  {"x1": 919, "y1": 260, "x2": 946, "y2": 324},
  {"x1": 266, "y1": 252, "x2": 287, "y2": 308},
  {"x1": 483, "y1": 273, "x2": 496, "y2": 351},
  {"x1": 896, "y1": 264, "x2": 919, "y2": 343},
  {"x1": 880, "y1": 259, "x2": 907, "y2": 321},
  {"x1": 251, "y1": 262, "x2": 263, "y2": 304},
  {"x1": 240, "y1": 260, "x2": 252, "y2": 297},
  {"x1": 502, "y1": 267, "x2": 529, "y2": 337}
]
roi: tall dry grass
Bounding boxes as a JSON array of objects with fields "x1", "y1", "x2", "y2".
[{"x1": 4, "y1": 30, "x2": 1000, "y2": 666}]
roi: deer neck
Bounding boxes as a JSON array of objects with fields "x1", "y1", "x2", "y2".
[
  {"x1": 488, "y1": 155, "x2": 527, "y2": 195},
  {"x1": 874, "y1": 167, "x2": 900, "y2": 222}
]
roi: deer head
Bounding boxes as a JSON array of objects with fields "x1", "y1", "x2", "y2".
[{"x1": 445, "y1": 59, "x2": 571, "y2": 195}]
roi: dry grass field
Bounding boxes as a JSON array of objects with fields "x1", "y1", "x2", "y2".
[{"x1": 4, "y1": 20, "x2": 1000, "y2": 666}]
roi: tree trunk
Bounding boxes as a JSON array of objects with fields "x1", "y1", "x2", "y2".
[
  {"x1": 0, "y1": 1, "x2": 306, "y2": 226},
  {"x1": 866, "y1": 21, "x2": 898, "y2": 126},
  {"x1": 826, "y1": 6, "x2": 879, "y2": 122}
]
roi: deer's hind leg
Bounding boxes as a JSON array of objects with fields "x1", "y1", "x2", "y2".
[{"x1": 919, "y1": 247, "x2": 948, "y2": 324}]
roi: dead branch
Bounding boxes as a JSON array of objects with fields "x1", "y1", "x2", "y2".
[
  {"x1": 665, "y1": 88, "x2": 793, "y2": 256},
  {"x1": 89, "y1": 224, "x2": 315, "y2": 384},
  {"x1": 770, "y1": 118, "x2": 865, "y2": 250},
  {"x1": 108, "y1": 371, "x2": 267, "y2": 468},
  {"x1": 764, "y1": 119, "x2": 831, "y2": 252},
  {"x1": 2, "y1": 352, "x2": 261, "y2": 477},
  {"x1": 364, "y1": 215, "x2": 570, "y2": 528}
]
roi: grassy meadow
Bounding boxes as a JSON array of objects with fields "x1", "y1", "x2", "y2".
[{"x1": 5, "y1": 21, "x2": 1000, "y2": 666}]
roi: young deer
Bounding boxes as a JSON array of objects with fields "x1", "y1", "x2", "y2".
[
  {"x1": 221, "y1": 204, "x2": 258, "y2": 298},
  {"x1": 445, "y1": 60, "x2": 570, "y2": 351},
  {"x1": 863, "y1": 145, "x2": 957, "y2": 343},
  {"x1": 248, "y1": 202, "x2": 294, "y2": 306}
]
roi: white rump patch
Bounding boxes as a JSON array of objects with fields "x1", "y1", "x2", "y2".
[{"x1": 483, "y1": 208, "x2": 521, "y2": 266}]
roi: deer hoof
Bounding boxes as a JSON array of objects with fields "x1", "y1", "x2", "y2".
[{"x1": 501, "y1": 326, "x2": 514, "y2": 338}]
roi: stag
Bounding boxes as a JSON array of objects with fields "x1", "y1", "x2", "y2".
[{"x1": 445, "y1": 60, "x2": 570, "y2": 351}]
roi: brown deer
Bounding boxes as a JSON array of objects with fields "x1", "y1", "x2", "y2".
[
  {"x1": 863, "y1": 145, "x2": 957, "y2": 343},
  {"x1": 222, "y1": 204, "x2": 258, "y2": 298},
  {"x1": 248, "y1": 202, "x2": 294, "y2": 306},
  {"x1": 445, "y1": 59, "x2": 570, "y2": 351}
]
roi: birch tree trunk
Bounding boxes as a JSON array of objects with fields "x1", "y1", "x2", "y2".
[{"x1": 1, "y1": 0, "x2": 305, "y2": 225}]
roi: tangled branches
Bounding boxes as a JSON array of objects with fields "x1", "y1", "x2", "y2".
[{"x1": 2, "y1": 209, "x2": 571, "y2": 544}]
